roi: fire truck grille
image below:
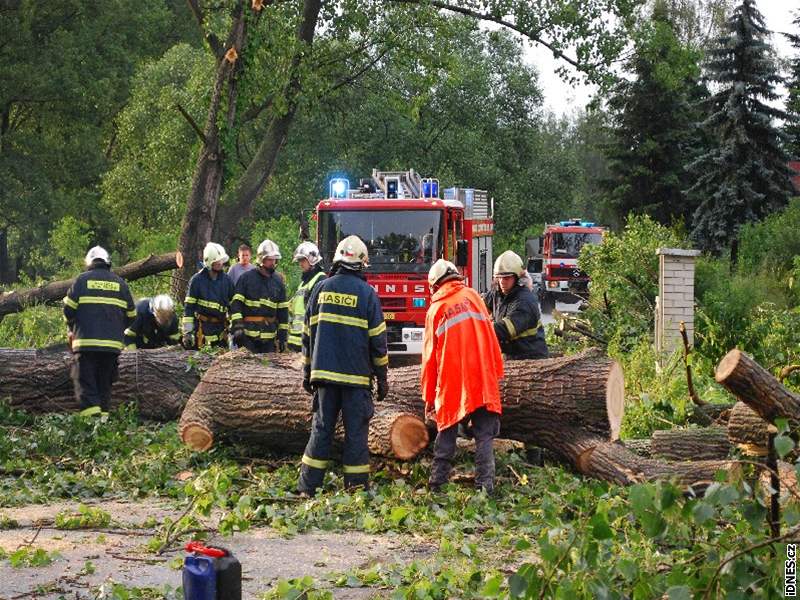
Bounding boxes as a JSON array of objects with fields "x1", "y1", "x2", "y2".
[
  {"x1": 380, "y1": 297, "x2": 406, "y2": 310},
  {"x1": 549, "y1": 266, "x2": 586, "y2": 279}
]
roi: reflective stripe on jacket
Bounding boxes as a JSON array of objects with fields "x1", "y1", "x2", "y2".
[
  {"x1": 287, "y1": 268, "x2": 326, "y2": 349},
  {"x1": 421, "y1": 280, "x2": 503, "y2": 431},
  {"x1": 229, "y1": 268, "x2": 288, "y2": 342},
  {"x1": 182, "y1": 269, "x2": 235, "y2": 334},
  {"x1": 483, "y1": 283, "x2": 549, "y2": 360},
  {"x1": 63, "y1": 264, "x2": 135, "y2": 353},
  {"x1": 303, "y1": 269, "x2": 388, "y2": 388},
  {"x1": 124, "y1": 298, "x2": 180, "y2": 350}
]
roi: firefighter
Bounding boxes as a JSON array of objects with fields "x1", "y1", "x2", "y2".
[
  {"x1": 286, "y1": 241, "x2": 326, "y2": 352},
  {"x1": 229, "y1": 239, "x2": 289, "y2": 353},
  {"x1": 298, "y1": 235, "x2": 388, "y2": 496},
  {"x1": 63, "y1": 246, "x2": 136, "y2": 415},
  {"x1": 182, "y1": 242, "x2": 235, "y2": 349},
  {"x1": 124, "y1": 295, "x2": 180, "y2": 350},
  {"x1": 483, "y1": 250, "x2": 549, "y2": 360},
  {"x1": 422, "y1": 259, "x2": 504, "y2": 493}
]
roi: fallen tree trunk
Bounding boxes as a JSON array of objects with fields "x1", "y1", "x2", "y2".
[
  {"x1": 0, "y1": 347, "x2": 211, "y2": 421},
  {"x1": 382, "y1": 347, "x2": 625, "y2": 444},
  {"x1": 178, "y1": 351, "x2": 428, "y2": 460},
  {"x1": 177, "y1": 347, "x2": 741, "y2": 489},
  {"x1": 650, "y1": 427, "x2": 731, "y2": 462},
  {"x1": 727, "y1": 401, "x2": 772, "y2": 456},
  {"x1": 0, "y1": 252, "x2": 181, "y2": 319},
  {"x1": 716, "y1": 349, "x2": 800, "y2": 424}
]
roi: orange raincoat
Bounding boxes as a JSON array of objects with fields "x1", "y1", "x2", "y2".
[{"x1": 421, "y1": 280, "x2": 504, "y2": 431}]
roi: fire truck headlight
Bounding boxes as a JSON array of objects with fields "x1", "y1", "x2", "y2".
[
  {"x1": 548, "y1": 281, "x2": 558, "y2": 289},
  {"x1": 330, "y1": 178, "x2": 349, "y2": 198}
]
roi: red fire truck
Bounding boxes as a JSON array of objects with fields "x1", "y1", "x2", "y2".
[
  {"x1": 315, "y1": 169, "x2": 494, "y2": 354},
  {"x1": 525, "y1": 219, "x2": 605, "y2": 312}
]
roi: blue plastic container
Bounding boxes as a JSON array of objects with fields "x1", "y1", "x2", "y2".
[{"x1": 183, "y1": 554, "x2": 216, "y2": 600}]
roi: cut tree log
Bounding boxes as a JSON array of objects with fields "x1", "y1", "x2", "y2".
[
  {"x1": 716, "y1": 349, "x2": 800, "y2": 424},
  {"x1": 0, "y1": 347, "x2": 211, "y2": 421},
  {"x1": 650, "y1": 427, "x2": 731, "y2": 461},
  {"x1": 178, "y1": 350, "x2": 429, "y2": 460},
  {"x1": 0, "y1": 252, "x2": 181, "y2": 319},
  {"x1": 622, "y1": 439, "x2": 652, "y2": 458},
  {"x1": 727, "y1": 401, "x2": 772, "y2": 456},
  {"x1": 177, "y1": 347, "x2": 727, "y2": 487},
  {"x1": 382, "y1": 347, "x2": 625, "y2": 445}
]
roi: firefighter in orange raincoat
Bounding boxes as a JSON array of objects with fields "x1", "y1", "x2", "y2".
[{"x1": 421, "y1": 259, "x2": 504, "y2": 493}]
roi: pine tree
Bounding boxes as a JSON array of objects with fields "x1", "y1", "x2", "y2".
[
  {"x1": 785, "y1": 10, "x2": 800, "y2": 158},
  {"x1": 601, "y1": 3, "x2": 707, "y2": 226},
  {"x1": 688, "y1": 0, "x2": 793, "y2": 254}
]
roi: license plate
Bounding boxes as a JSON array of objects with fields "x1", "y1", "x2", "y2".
[{"x1": 383, "y1": 312, "x2": 395, "y2": 320}]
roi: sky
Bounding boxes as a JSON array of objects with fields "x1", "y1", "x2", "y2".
[{"x1": 524, "y1": 2, "x2": 798, "y2": 116}]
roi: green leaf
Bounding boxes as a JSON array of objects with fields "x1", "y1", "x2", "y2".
[
  {"x1": 481, "y1": 575, "x2": 502, "y2": 597},
  {"x1": 590, "y1": 512, "x2": 614, "y2": 540},
  {"x1": 389, "y1": 507, "x2": 411, "y2": 526},
  {"x1": 692, "y1": 501, "x2": 714, "y2": 525},
  {"x1": 508, "y1": 573, "x2": 529, "y2": 598},
  {"x1": 775, "y1": 435, "x2": 795, "y2": 458},
  {"x1": 666, "y1": 585, "x2": 692, "y2": 600}
]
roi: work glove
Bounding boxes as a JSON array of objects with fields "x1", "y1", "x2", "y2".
[
  {"x1": 232, "y1": 328, "x2": 246, "y2": 347},
  {"x1": 376, "y1": 378, "x2": 389, "y2": 402},
  {"x1": 278, "y1": 340, "x2": 286, "y2": 353},
  {"x1": 302, "y1": 379, "x2": 314, "y2": 396},
  {"x1": 181, "y1": 332, "x2": 195, "y2": 350}
]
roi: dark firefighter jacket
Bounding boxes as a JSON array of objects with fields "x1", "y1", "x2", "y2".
[
  {"x1": 230, "y1": 268, "x2": 289, "y2": 343},
  {"x1": 182, "y1": 269, "x2": 235, "y2": 344},
  {"x1": 124, "y1": 299, "x2": 180, "y2": 350},
  {"x1": 483, "y1": 282, "x2": 549, "y2": 360},
  {"x1": 303, "y1": 268, "x2": 388, "y2": 388},
  {"x1": 287, "y1": 265, "x2": 326, "y2": 350},
  {"x1": 63, "y1": 263, "x2": 136, "y2": 353}
]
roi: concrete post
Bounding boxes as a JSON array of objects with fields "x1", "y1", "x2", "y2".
[{"x1": 655, "y1": 248, "x2": 701, "y2": 361}]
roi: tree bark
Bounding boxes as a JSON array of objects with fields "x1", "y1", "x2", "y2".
[
  {"x1": 727, "y1": 401, "x2": 772, "y2": 455},
  {"x1": 715, "y1": 348, "x2": 800, "y2": 424},
  {"x1": 178, "y1": 350, "x2": 429, "y2": 459},
  {"x1": 0, "y1": 348, "x2": 212, "y2": 421},
  {"x1": 649, "y1": 427, "x2": 731, "y2": 462},
  {"x1": 622, "y1": 438, "x2": 652, "y2": 457},
  {"x1": 0, "y1": 253, "x2": 180, "y2": 318},
  {"x1": 171, "y1": 5, "x2": 246, "y2": 301}
]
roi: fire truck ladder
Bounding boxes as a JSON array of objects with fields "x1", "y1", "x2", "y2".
[{"x1": 371, "y1": 169, "x2": 422, "y2": 199}]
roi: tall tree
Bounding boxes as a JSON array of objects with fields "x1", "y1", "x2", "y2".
[
  {"x1": 687, "y1": 0, "x2": 794, "y2": 255},
  {"x1": 785, "y1": 10, "x2": 800, "y2": 159},
  {"x1": 169, "y1": 0, "x2": 639, "y2": 298},
  {"x1": 600, "y1": 2, "x2": 707, "y2": 225}
]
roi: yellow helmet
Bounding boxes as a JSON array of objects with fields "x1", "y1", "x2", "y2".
[
  {"x1": 203, "y1": 242, "x2": 229, "y2": 269},
  {"x1": 333, "y1": 235, "x2": 369, "y2": 269},
  {"x1": 428, "y1": 259, "x2": 461, "y2": 289},
  {"x1": 493, "y1": 250, "x2": 525, "y2": 277}
]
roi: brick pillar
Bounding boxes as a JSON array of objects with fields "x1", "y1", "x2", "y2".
[{"x1": 655, "y1": 248, "x2": 700, "y2": 362}]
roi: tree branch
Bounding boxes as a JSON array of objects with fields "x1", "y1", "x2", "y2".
[
  {"x1": 390, "y1": 0, "x2": 584, "y2": 72},
  {"x1": 176, "y1": 103, "x2": 208, "y2": 145},
  {"x1": 186, "y1": 0, "x2": 224, "y2": 59}
]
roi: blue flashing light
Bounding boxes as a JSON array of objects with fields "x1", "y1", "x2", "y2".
[
  {"x1": 422, "y1": 178, "x2": 439, "y2": 198},
  {"x1": 330, "y1": 178, "x2": 349, "y2": 198},
  {"x1": 559, "y1": 219, "x2": 596, "y2": 227},
  {"x1": 412, "y1": 297, "x2": 426, "y2": 308}
]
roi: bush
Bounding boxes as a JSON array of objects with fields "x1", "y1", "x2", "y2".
[
  {"x1": 0, "y1": 304, "x2": 67, "y2": 349},
  {"x1": 738, "y1": 197, "x2": 800, "y2": 276},
  {"x1": 579, "y1": 214, "x2": 689, "y2": 353}
]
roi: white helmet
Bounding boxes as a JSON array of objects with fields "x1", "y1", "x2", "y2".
[
  {"x1": 428, "y1": 259, "x2": 461, "y2": 289},
  {"x1": 333, "y1": 235, "x2": 368, "y2": 269},
  {"x1": 493, "y1": 250, "x2": 525, "y2": 277},
  {"x1": 203, "y1": 242, "x2": 229, "y2": 269},
  {"x1": 293, "y1": 241, "x2": 322, "y2": 266},
  {"x1": 149, "y1": 294, "x2": 175, "y2": 324},
  {"x1": 85, "y1": 246, "x2": 110, "y2": 267},
  {"x1": 256, "y1": 239, "x2": 281, "y2": 263}
]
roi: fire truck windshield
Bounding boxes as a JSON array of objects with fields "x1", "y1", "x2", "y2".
[
  {"x1": 552, "y1": 232, "x2": 603, "y2": 258},
  {"x1": 319, "y1": 210, "x2": 443, "y2": 273}
]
